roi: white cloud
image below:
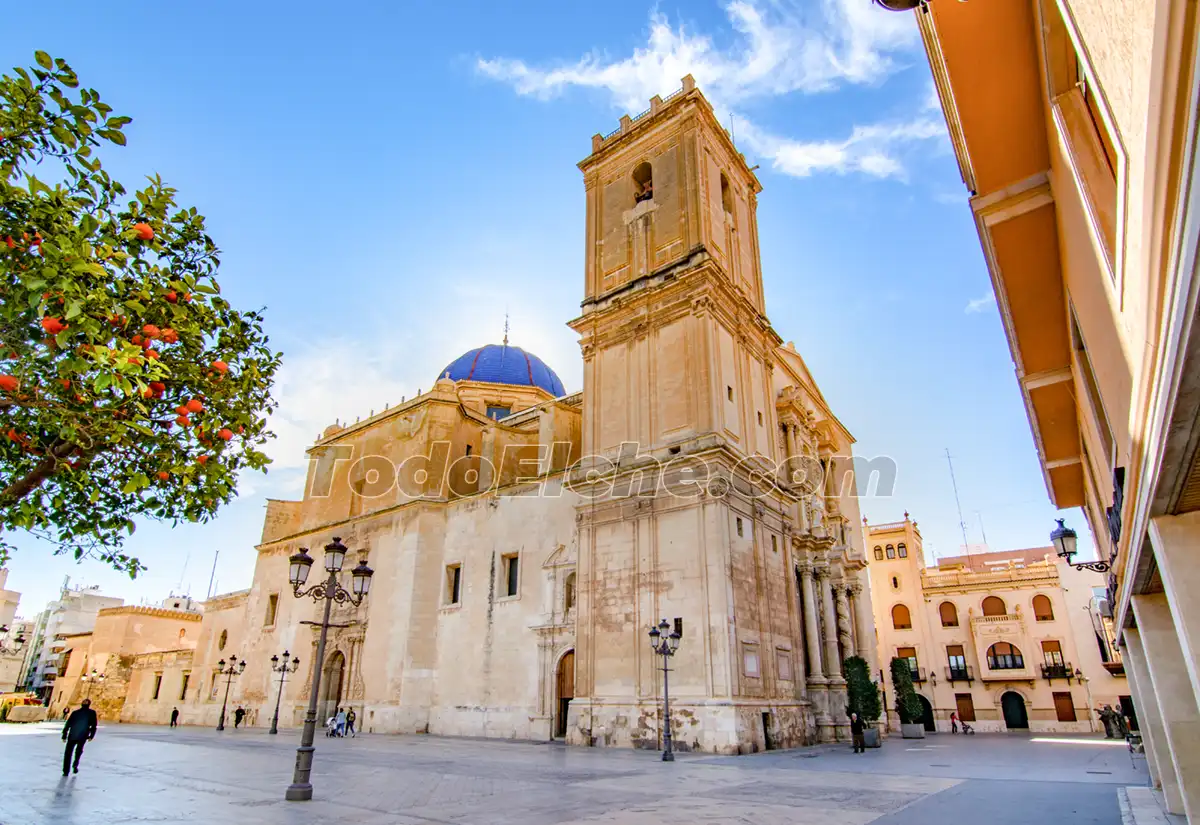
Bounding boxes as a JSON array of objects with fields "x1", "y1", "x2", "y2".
[
  {"x1": 738, "y1": 115, "x2": 944, "y2": 180},
  {"x1": 965, "y1": 293, "x2": 996, "y2": 314},
  {"x1": 476, "y1": 1, "x2": 938, "y2": 180}
]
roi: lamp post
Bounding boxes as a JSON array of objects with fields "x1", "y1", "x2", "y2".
[
  {"x1": 648, "y1": 618, "x2": 682, "y2": 762},
  {"x1": 0, "y1": 625, "x2": 25, "y2": 657},
  {"x1": 1051, "y1": 519, "x2": 1111, "y2": 572},
  {"x1": 81, "y1": 669, "x2": 104, "y2": 699},
  {"x1": 269, "y1": 650, "x2": 301, "y2": 735},
  {"x1": 215, "y1": 655, "x2": 246, "y2": 731},
  {"x1": 285, "y1": 537, "x2": 373, "y2": 802}
]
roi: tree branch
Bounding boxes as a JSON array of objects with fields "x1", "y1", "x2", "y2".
[{"x1": 0, "y1": 440, "x2": 77, "y2": 504}]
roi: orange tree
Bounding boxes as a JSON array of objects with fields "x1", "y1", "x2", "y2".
[{"x1": 0, "y1": 52, "x2": 280, "y2": 575}]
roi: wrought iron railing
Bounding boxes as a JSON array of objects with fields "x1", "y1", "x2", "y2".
[{"x1": 945, "y1": 665, "x2": 974, "y2": 683}]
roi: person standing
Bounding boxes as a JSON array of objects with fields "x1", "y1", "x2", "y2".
[
  {"x1": 62, "y1": 707, "x2": 69, "y2": 720},
  {"x1": 849, "y1": 712, "x2": 866, "y2": 754},
  {"x1": 170, "y1": 707, "x2": 179, "y2": 728},
  {"x1": 346, "y1": 707, "x2": 357, "y2": 738},
  {"x1": 61, "y1": 698, "x2": 98, "y2": 776},
  {"x1": 950, "y1": 711, "x2": 959, "y2": 734},
  {"x1": 233, "y1": 706, "x2": 245, "y2": 729},
  {"x1": 335, "y1": 707, "x2": 347, "y2": 738}
]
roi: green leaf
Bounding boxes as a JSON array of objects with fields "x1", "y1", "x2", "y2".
[{"x1": 34, "y1": 51, "x2": 52, "y2": 69}]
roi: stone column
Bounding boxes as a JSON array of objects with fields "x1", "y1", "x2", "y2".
[
  {"x1": 835, "y1": 581, "x2": 854, "y2": 660},
  {"x1": 798, "y1": 564, "x2": 824, "y2": 681},
  {"x1": 787, "y1": 424, "x2": 799, "y2": 460},
  {"x1": 850, "y1": 582, "x2": 876, "y2": 676},
  {"x1": 1121, "y1": 632, "x2": 1167, "y2": 795},
  {"x1": 818, "y1": 568, "x2": 841, "y2": 681},
  {"x1": 1149, "y1": 513, "x2": 1200, "y2": 699},
  {"x1": 1131, "y1": 593, "x2": 1200, "y2": 820}
]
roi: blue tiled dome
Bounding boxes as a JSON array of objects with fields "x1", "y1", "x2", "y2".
[{"x1": 440, "y1": 344, "x2": 566, "y2": 397}]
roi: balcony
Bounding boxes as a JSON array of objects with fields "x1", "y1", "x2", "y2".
[
  {"x1": 909, "y1": 667, "x2": 927, "y2": 684},
  {"x1": 945, "y1": 665, "x2": 974, "y2": 683},
  {"x1": 1041, "y1": 662, "x2": 1075, "y2": 682},
  {"x1": 1102, "y1": 661, "x2": 1126, "y2": 676}
]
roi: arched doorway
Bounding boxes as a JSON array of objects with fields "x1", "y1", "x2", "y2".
[
  {"x1": 555, "y1": 650, "x2": 574, "y2": 738},
  {"x1": 320, "y1": 650, "x2": 345, "y2": 723},
  {"x1": 1001, "y1": 691, "x2": 1029, "y2": 730},
  {"x1": 917, "y1": 694, "x2": 936, "y2": 732}
]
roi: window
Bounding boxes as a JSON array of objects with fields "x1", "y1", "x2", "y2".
[
  {"x1": 939, "y1": 601, "x2": 959, "y2": 627},
  {"x1": 886, "y1": 544, "x2": 896, "y2": 559},
  {"x1": 982, "y1": 596, "x2": 1006, "y2": 617},
  {"x1": 152, "y1": 673, "x2": 163, "y2": 701},
  {"x1": 1071, "y1": 310, "x2": 1114, "y2": 466},
  {"x1": 770, "y1": 535, "x2": 778, "y2": 553},
  {"x1": 727, "y1": 386, "x2": 734, "y2": 402},
  {"x1": 720, "y1": 172, "x2": 733, "y2": 215},
  {"x1": 465, "y1": 444, "x2": 473, "y2": 456},
  {"x1": 897, "y1": 646, "x2": 919, "y2": 677},
  {"x1": 742, "y1": 643, "x2": 760, "y2": 677},
  {"x1": 874, "y1": 546, "x2": 884, "y2": 561},
  {"x1": 777, "y1": 649, "x2": 792, "y2": 681},
  {"x1": 633, "y1": 161, "x2": 653, "y2": 204},
  {"x1": 892, "y1": 604, "x2": 912, "y2": 630},
  {"x1": 897, "y1": 543, "x2": 908, "y2": 559},
  {"x1": 502, "y1": 554, "x2": 519, "y2": 598},
  {"x1": 1053, "y1": 691, "x2": 1078, "y2": 722},
  {"x1": 564, "y1": 572, "x2": 576, "y2": 612},
  {"x1": 210, "y1": 672, "x2": 222, "y2": 699},
  {"x1": 891, "y1": 576, "x2": 899, "y2": 590},
  {"x1": 486, "y1": 405, "x2": 511, "y2": 421},
  {"x1": 217, "y1": 629, "x2": 227, "y2": 651},
  {"x1": 1042, "y1": 640, "x2": 1065, "y2": 666},
  {"x1": 446, "y1": 564, "x2": 462, "y2": 605},
  {"x1": 1032, "y1": 594, "x2": 1054, "y2": 621},
  {"x1": 987, "y1": 642, "x2": 1024, "y2": 670},
  {"x1": 179, "y1": 672, "x2": 190, "y2": 700},
  {"x1": 264, "y1": 593, "x2": 278, "y2": 626},
  {"x1": 947, "y1": 645, "x2": 967, "y2": 678},
  {"x1": 736, "y1": 517, "x2": 744, "y2": 537},
  {"x1": 757, "y1": 411, "x2": 763, "y2": 426}
]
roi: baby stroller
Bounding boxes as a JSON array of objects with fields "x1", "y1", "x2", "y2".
[
  {"x1": 325, "y1": 716, "x2": 340, "y2": 737},
  {"x1": 961, "y1": 721, "x2": 975, "y2": 735}
]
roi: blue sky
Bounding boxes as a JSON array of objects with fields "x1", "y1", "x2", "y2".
[{"x1": 3, "y1": 1, "x2": 1095, "y2": 615}]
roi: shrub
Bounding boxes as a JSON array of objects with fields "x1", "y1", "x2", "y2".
[
  {"x1": 890, "y1": 656, "x2": 924, "y2": 725},
  {"x1": 843, "y1": 655, "x2": 881, "y2": 723}
]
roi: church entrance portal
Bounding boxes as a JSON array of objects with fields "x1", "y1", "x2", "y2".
[
  {"x1": 320, "y1": 650, "x2": 345, "y2": 724},
  {"x1": 917, "y1": 694, "x2": 936, "y2": 732},
  {"x1": 1001, "y1": 691, "x2": 1029, "y2": 730},
  {"x1": 555, "y1": 650, "x2": 574, "y2": 738}
]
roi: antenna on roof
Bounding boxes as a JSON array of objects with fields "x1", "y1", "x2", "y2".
[
  {"x1": 945, "y1": 448, "x2": 970, "y2": 555},
  {"x1": 503, "y1": 310, "x2": 510, "y2": 347}
]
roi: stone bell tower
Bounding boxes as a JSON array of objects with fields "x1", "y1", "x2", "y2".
[{"x1": 566, "y1": 77, "x2": 816, "y2": 753}]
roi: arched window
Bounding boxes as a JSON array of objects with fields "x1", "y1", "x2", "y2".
[
  {"x1": 886, "y1": 544, "x2": 896, "y2": 559},
  {"x1": 892, "y1": 604, "x2": 912, "y2": 630},
  {"x1": 874, "y1": 546, "x2": 884, "y2": 561},
  {"x1": 633, "y1": 161, "x2": 653, "y2": 204},
  {"x1": 982, "y1": 596, "x2": 1007, "y2": 617},
  {"x1": 564, "y1": 572, "x2": 576, "y2": 612},
  {"x1": 891, "y1": 575, "x2": 900, "y2": 590},
  {"x1": 720, "y1": 172, "x2": 734, "y2": 215},
  {"x1": 939, "y1": 601, "x2": 959, "y2": 627},
  {"x1": 987, "y1": 642, "x2": 1024, "y2": 670},
  {"x1": 897, "y1": 542, "x2": 908, "y2": 558},
  {"x1": 1032, "y1": 594, "x2": 1054, "y2": 621}
]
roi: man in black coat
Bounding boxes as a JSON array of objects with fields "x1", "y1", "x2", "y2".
[
  {"x1": 62, "y1": 698, "x2": 98, "y2": 776},
  {"x1": 849, "y1": 712, "x2": 866, "y2": 754}
]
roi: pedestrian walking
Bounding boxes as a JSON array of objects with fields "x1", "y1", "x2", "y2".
[
  {"x1": 61, "y1": 698, "x2": 98, "y2": 776},
  {"x1": 62, "y1": 706, "x2": 69, "y2": 720},
  {"x1": 950, "y1": 711, "x2": 959, "y2": 734},
  {"x1": 346, "y1": 707, "x2": 357, "y2": 738},
  {"x1": 170, "y1": 707, "x2": 179, "y2": 728},
  {"x1": 233, "y1": 706, "x2": 245, "y2": 729},
  {"x1": 335, "y1": 707, "x2": 347, "y2": 738},
  {"x1": 849, "y1": 712, "x2": 866, "y2": 754}
]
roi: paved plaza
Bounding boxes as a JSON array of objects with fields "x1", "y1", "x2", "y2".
[{"x1": 0, "y1": 723, "x2": 1150, "y2": 825}]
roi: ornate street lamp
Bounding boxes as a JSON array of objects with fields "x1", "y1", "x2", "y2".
[
  {"x1": 648, "y1": 618, "x2": 682, "y2": 762},
  {"x1": 285, "y1": 537, "x2": 373, "y2": 802},
  {"x1": 269, "y1": 650, "x2": 301, "y2": 735},
  {"x1": 872, "y1": 0, "x2": 928, "y2": 10},
  {"x1": 1051, "y1": 519, "x2": 1111, "y2": 572},
  {"x1": 81, "y1": 669, "x2": 105, "y2": 699},
  {"x1": 215, "y1": 655, "x2": 246, "y2": 731}
]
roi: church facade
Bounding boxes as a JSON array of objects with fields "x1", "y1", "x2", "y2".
[{"x1": 118, "y1": 77, "x2": 875, "y2": 753}]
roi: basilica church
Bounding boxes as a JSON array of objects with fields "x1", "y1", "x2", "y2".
[{"x1": 113, "y1": 76, "x2": 876, "y2": 753}]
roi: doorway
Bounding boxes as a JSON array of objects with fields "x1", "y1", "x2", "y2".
[
  {"x1": 955, "y1": 693, "x2": 976, "y2": 723},
  {"x1": 1001, "y1": 691, "x2": 1029, "y2": 730},
  {"x1": 1119, "y1": 695, "x2": 1139, "y2": 731},
  {"x1": 320, "y1": 650, "x2": 345, "y2": 723},
  {"x1": 555, "y1": 650, "x2": 574, "y2": 738},
  {"x1": 917, "y1": 694, "x2": 936, "y2": 732}
]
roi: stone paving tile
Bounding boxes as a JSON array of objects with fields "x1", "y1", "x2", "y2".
[{"x1": 0, "y1": 724, "x2": 1140, "y2": 825}]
